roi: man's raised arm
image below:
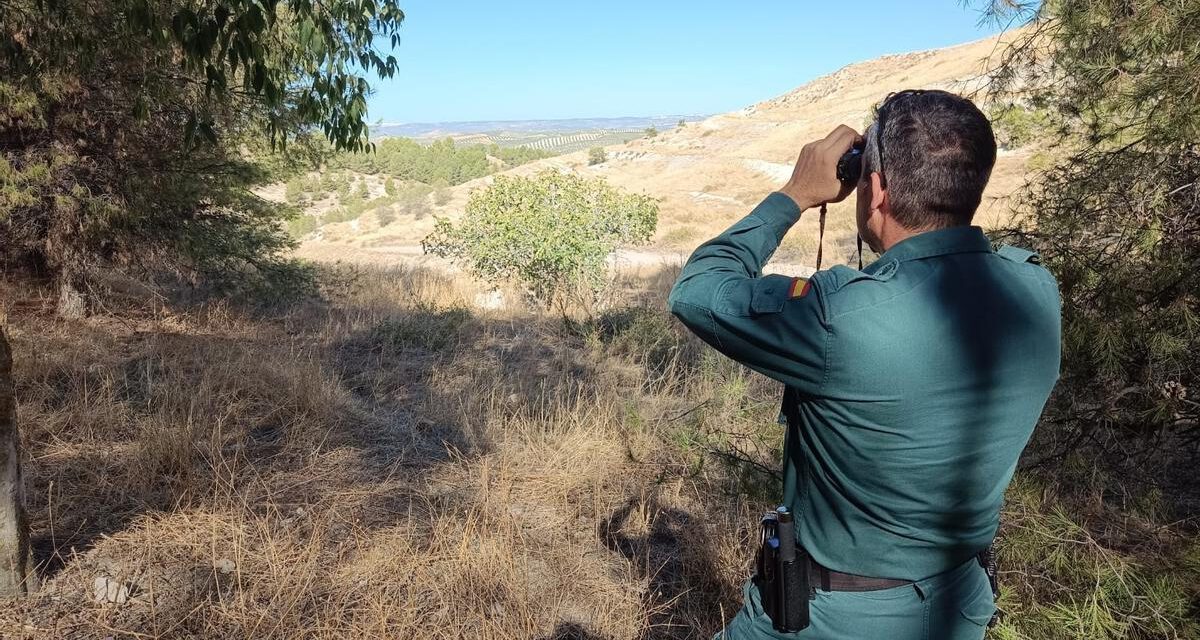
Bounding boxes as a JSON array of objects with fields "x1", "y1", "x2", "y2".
[{"x1": 666, "y1": 125, "x2": 862, "y2": 394}]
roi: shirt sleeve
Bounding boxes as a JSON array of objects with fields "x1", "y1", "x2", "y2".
[{"x1": 667, "y1": 193, "x2": 829, "y2": 395}]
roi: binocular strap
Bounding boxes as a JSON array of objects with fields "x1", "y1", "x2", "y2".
[{"x1": 815, "y1": 202, "x2": 864, "y2": 272}]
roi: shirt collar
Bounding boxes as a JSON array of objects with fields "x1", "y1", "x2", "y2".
[{"x1": 877, "y1": 225, "x2": 993, "y2": 263}]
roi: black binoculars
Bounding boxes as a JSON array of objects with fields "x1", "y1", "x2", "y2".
[{"x1": 836, "y1": 140, "x2": 865, "y2": 185}]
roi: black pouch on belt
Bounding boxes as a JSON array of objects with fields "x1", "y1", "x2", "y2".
[
  {"x1": 977, "y1": 541, "x2": 1002, "y2": 628},
  {"x1": 755, "y1": 506, "x2": 811, "y2": 632}
]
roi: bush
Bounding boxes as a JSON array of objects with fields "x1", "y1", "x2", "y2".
[
  {"x1": 366, "y1": 303, "x2": 472, "y2": 353},
  {"x1": 992, "y1": 475, "x2": 1200, "y2": 640},
  {"x1": 989, "y1": 103, "x2": 1053, "y2": 149},
  {"x1": 376, "y1": 207, "x2": 397, "y2": 227},
  {"x1": 593, "y1": 305, "x2": 693, "y2": 382},
  {"x1": 284, "y1": 178, "x2": 306, "y2": 204},
  {"x1": 644, "y1": 127, "x2": 658, "y2": 138},
  {"x1": 422, "y1": 170, "x2": 658, "y2": 308},
  {"x1": 286, "y1": 215, "x2": 319, "y2": 239},
  {"x1": 658, "y1": 226, "x2": 699, "y2": 247},
  {"x1": 320, "y1": 170, "x2": 347, "y2": 194},
  {"x1": 588, "y1": 147, "x2": 608, "y2": 166},
  {"x1": 433, "y1": 185, "x2": 452, "y2": 206}
]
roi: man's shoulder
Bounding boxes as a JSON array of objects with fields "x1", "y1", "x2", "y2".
[
  {"x1": 993, "y1": 244, "x2": 1058, "y2": 283},
  {"x1": 808, "y1": 261, "x2": 911, "y2": 319},
  {"x1": 809, "y1": 246, "x2": 1059, "y2": 320}
]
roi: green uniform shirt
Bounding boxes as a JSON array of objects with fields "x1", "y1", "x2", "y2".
[{"x1": 669, "y1": 193, "x2": 1061, "y2": 581}]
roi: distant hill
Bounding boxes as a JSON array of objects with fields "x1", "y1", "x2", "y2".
[
  {"x1": 303, "y1": 33, "x2": 1031, "y2": 269},
  {"x1": 370, "y1": 116, "x2": 706, "y2": 155},
  {"x1": 370, "y1": 115, "x2": 703, "y2": 140}
]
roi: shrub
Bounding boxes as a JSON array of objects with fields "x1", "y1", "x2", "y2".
[
  {"x1": 376, "y1": 207, "x2": 397, "y2": 227},
  {"x1": 284, "y1": 178, "x2": 306, "y2": 204},
  {"x1": 422, "y1": 171, "x2": 658, "y2": 308},
  {"x1": 588, "y1": 146, "x2": 608, "y2": 166},
  {"x1": 320, "y1": 170, "x2": 342, "y2": 193},
  {"x1": 988, "y1": 103, "x2": 1053, "y2": 149},
  {"x1": 286, "y1": 215, "x2": 318, "y2": 239},
  {"x1": 658, "y1": 226, "x2": 699, "y2": 247},
  {"x1": 366, "y1": 303, "x2": 471, "y2": 353},
  {"x1": 593, "y1": 304, "x2": 693, "y2": 382}
]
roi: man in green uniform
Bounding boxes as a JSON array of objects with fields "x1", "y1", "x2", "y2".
[{"x1": 668, "y1": 90, "x2": 1061, "y2": 639}]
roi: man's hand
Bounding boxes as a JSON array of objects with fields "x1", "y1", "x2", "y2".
[{"x1": 779, "y1": 125, "x2": 863, "y2": 211}]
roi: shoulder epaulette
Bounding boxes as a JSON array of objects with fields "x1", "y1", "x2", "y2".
[
  {"x1": 996, "y1": 245, "x2": 1042, "y2": 264},
  {"x1": 814, "y1": 261, "x2": 900, "y2": 294}
]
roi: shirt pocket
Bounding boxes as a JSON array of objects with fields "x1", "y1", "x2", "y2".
[
  {"x1": 749, "y1": 275, "x2": 793, "y2": 315},
  {"x1": 712, "y1": 274, "x2": 792, "y2": 317}
]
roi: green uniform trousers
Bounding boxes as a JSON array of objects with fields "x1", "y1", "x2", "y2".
[{"x1": 714, "y1": 558, "x2": 995, "y2": 640}]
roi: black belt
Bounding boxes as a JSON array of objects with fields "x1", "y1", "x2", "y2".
[{"x1": 809, "y1": 558, "x2": 912, "y2": 592}]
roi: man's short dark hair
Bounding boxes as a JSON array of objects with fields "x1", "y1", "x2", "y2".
[{"x1": 864, "y1": 90, "x2": 997, "y2": 229}]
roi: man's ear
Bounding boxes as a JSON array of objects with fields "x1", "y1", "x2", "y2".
[{"x1": 869, "y1": 172, "x2": 887, "y2": 213}]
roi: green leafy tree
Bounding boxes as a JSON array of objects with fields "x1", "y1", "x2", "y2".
[
  {"x1": 422, "y1": 171, "x2": 658, "y2": 308},
  {"x1": 0, "y1": 0, "x2": 404, "y2": 313},
  {"x1": 976, "y1": 2, "x2": 1200, "y2": 456},
  {"x1": 588, "y1": 146, "x2": 608, "y2": 166},
  {"x1": 1, "y1": 0, "x2": 403, "y2": 152},
  {"x1": 644, "y1": 126, "x2": 659, "y2": 138}
]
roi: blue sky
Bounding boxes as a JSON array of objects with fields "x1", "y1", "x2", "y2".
[{"x1": 367, "y1": 2, "x2": 1005, "y2": 124}]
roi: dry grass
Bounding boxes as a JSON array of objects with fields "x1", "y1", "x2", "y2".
[
  {"x1": 0, "y1": 266, "x2": 1196, "y2": 640},
  {"x1": 0, "y1": 267, "x2": 779, "y2": 639}
]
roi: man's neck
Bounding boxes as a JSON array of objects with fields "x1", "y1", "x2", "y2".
[
  {"x1": 876, "y1": 217, "x2": 923, "y2": 253},
  {"x1": 877, "y1": 220, "x2": 966, "y2": 253}
]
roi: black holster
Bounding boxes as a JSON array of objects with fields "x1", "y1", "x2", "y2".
[
  {"x1": 976, "y1": 542, "x2": 1002, "y2": 628},
  {"x1": 755, "y1": 509, "x2": 811, "y2": 633}
]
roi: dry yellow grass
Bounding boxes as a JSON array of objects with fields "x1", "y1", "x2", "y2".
[
  {"x1": 0, "y1": 268, "x2": 785, "y2": 639},
  {"x1": 1, "y1": 262, "x2": 1197, "y2": 639}
]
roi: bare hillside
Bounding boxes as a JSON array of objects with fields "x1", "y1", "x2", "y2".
[{"x1": 302, "y1": 33, "x2": 1030, "y2": 269}]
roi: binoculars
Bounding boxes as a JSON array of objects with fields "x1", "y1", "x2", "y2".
[{"x1": 836, "y1": 140, "x2": 865, "y2": 185}]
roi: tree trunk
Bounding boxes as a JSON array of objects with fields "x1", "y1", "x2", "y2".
[
  {"x1": 57, "y1": 279, "x2": 86, "y2": 320},
  {"x1": 0, "y1": 322, "x2": 34, "y2": 596}
]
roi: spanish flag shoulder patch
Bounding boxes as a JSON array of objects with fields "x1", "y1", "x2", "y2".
[{"x1": 788, "y1": 277, "x2": 812, "y2": 299}]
